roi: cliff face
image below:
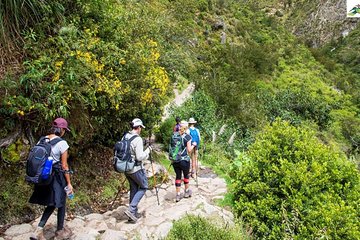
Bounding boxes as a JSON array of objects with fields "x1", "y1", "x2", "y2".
[{"x1": 273, "y1": 0, "x2": 360, "y2": 47}]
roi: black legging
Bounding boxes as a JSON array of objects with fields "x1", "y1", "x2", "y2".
[
  {"x1": 38, "y1": 206, "x2": 66, "y2": 230},
  {"x1": 173, "y1": 160, "x2": 190, "y2": 186}
]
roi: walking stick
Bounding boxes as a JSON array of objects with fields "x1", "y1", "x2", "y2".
[
  {"x1": 149, "y1": 130, "x2": 160, "y2": 205},
  {"x1": 109, "y1": 177, "x2": 127, "y2": 210}
]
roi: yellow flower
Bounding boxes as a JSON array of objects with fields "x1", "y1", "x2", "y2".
[
  {"x1": 52, "y1": 72, "x2": 60, "y2": 82},
  {"x1": 120, "y1": 59, "x2": 126, "y2": 65},
  {"x1": 17, "y1": 110, "x2": 25, "y2": 116},
  {"x1": 114, "y1": 80, "x2": 121, "y2": 89},
  {"x1": 55, "y1": 61, "x2": 64, "y2": 69}
]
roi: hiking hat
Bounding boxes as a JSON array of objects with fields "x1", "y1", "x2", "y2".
[
  {"x1": 132, "y1": 118, "x2": 146, "y2": 128},
  {"x1": 188, "y1": 117, "x2": 197, "y2": 124},
  {"x1": 53, "y1": 118, "x2": 70, "y2": 131},
  {"x1": 180, "y1": 120, "x2": 188, "y2": 127}
]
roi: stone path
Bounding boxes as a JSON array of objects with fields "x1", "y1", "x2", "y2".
[
  {"x1": 161, "y1": 83, "x2": 195, "y2": 121},
  {"x1": 2, "y1": 161, "x2": 233, "y2": 240}
]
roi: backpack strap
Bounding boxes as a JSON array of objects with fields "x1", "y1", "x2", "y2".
[
  {"x1": 128, "y1": 135, "x2": 139, "y2": 142},
  {"x1": 49, "y1": 137, "x2": 64, "y2": 146}
]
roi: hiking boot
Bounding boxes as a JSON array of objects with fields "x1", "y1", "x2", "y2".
[
  {"x1": 29, "y1": 227, "x2": 45, "y2": 240},
  {"x1": 135, "y1": 211, "x2": 144, "y2": 219},
  {"x1": 55, "y1": 227, "x2": 72, "y2": 239},
  {"x1": 184, "y1": 189, "x2": 192, "y2": 198},
  {"x1": 127, "y1": 211, "x2": 144, "y2": 222},
  {"x1": 175, "y1": 194, "x2": 181, "y2": 202},
  {"x1": 124, "y1": 210, "x2": 138, "y2": 223}
]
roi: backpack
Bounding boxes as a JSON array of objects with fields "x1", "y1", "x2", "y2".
[
  {"x1": 189, "y1": 128, "x2": 200, "y2": 149},
  {"x1": 168, "y1": 132, "x2": 187, "y2": 162},
  {"x1": 113, "y1": 135, "x2": 139, "y2": 173},
  {"x1": 25, "y1": 136, "x2": 63, "y2": 185}
]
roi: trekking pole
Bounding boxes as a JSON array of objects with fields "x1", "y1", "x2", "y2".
[
  {"x1": 149, "y1": 130, "x2": 160, "y2": 205},
  {"x1": 109, "y1": 177, "x2": 127, "y2": 210},
  {"x1": 195, "y1": 146, "x2": 199, "y2": 188},
  {"x1": 157, "y1": 162, "x2": 173, "y2": 190}
]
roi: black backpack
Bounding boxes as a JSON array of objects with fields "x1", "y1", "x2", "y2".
[
  {"x1": 113, "y1": 135, "x2": 139, "y2": 173},
  {"x1": 25, "y1": 136, "x2": 63, "y2": 185}
]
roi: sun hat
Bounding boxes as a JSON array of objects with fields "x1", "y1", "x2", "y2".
[
  {"x1": 188, "y1": 117, "x2": 197, "y2": 124},
  {"x1": 180, "y1": 120, "x2": 188, "y2": 127},
  {"x1": 132, "y1": 118, "x2": 146, "y2": 128},
  {"x1": 53, "y1": 118, "x2": 70, "y2": 131}
]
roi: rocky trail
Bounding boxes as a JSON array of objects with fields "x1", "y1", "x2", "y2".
[{"x1": 2, "y1": 160, "x2": 233, "y2": 240}]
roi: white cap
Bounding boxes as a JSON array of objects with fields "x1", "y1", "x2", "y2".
[{"x1": 132, "y1": 118, "x2": 146, "y2": 128}]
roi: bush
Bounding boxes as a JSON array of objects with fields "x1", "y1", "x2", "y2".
[
  {"x1": 166, "y1": 215, "x2": 249, "y2": 240},
  {"x1": 230, "y1": 119, "x2": 360, "y2": 239},
  {"x1": 156, "y1": 118, "x2": 175, "y2": 147}
]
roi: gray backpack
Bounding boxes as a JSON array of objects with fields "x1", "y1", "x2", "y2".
[{"x1": 113, "y1": 135, "x2": 138, "y2": 173}]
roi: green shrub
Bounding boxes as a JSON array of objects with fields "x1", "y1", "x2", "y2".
[
  {"x1": 166, "y1": 215, "x2": 249, "y2": 240},
  {"x1": 230, "y1": 119, "x2": 360, "y2": 239},
  {"x1": 168, "y1": 90, "x2": 218, "y2": 137},
  {"x1": 157, "y1": 118, "x2": 175, "y2": 146}
]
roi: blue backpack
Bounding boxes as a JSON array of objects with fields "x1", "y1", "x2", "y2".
[{"x1": 189, "y1": 128, "x2": 200, "y2": 149}]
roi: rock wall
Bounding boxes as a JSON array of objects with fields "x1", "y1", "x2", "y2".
[{"x1": 289, "y1": 0, "x2": 360, "y2": 47}]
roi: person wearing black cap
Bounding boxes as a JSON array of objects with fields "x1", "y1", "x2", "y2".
[
  {"x1": 123, "y1": 118, "x2": 152, "y2": 223},
  {"x1": 29, "y1": 118, "x2": 73, "y2": 240},
  {"x1": 173, "y1": 116, "x2": 181, "y2": 132}
]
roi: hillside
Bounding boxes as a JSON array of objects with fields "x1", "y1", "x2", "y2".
[{"x1": 1, "y1": 0, "x2": 360, "y2": 239}]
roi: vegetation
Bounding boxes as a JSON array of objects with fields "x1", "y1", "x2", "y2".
[
  {"x1": 166, "y1": 215, "x2": 249, "y2": 240},
  {"x1": 1, "y1": 0, "x2": 360, "y2": 239},
  {"x1": 230, "y1": 120, "x2": 360, "y2": 239}
]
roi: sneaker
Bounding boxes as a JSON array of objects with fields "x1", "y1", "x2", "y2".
[
  {"x1": 184, "y1": 189, "x2": 192, "y2": 198},
  {"x1": 29, "y1": 227, "x2": 45, "y2": 240},
  {"x1": 124, "y1": 210, "x2": 138, "y2": 223},
  {"x1": 175, "y1": 194, "x2": 181, "y2": 202},
  {"x1": 55, "y1": 227, "x2": 72, "y2": 239}
]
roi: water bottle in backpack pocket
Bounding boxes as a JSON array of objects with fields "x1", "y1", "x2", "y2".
[
  {"x1": 41, "y1": 156, "x2": 53, "y2": 180},
  {"x1": 25, "y1": 137, "x2": 63, "y2": 185}
]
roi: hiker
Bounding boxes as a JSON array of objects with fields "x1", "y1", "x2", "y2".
[
  {"x1": 173, "y1": 116, "x2": 181, "y2": 132},
  {"x1": 29, "y1": 118, "x2": 72, "y2": 240},
  {"x1": 188, "y1": 117, "x2": 201, "y2": 178},
  {"x1": 123, "y1": 118, "x2": 152, "y2": 223},
  {"x1": 172, "y1": 120, "x2": 196, "y2": 202}
]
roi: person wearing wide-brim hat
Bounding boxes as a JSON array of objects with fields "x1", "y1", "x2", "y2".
[{"x1": 188, "y1": 117, "x2": 201, "y2": 178}]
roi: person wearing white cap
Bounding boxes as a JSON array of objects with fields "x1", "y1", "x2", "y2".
[
  {"x1": 188, "y1": 117, "x2": 201, "y2": 178},
  {"x1": 123, "y1": 118, "x2": 151, "y2": 223}
]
